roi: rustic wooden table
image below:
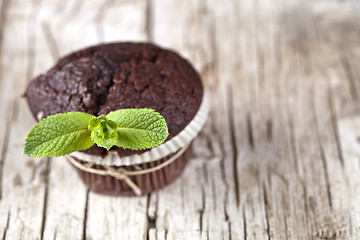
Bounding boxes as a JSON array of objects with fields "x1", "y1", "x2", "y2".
[{"x1": 0, "y1": 0, "x2": 360, "y2": 239}]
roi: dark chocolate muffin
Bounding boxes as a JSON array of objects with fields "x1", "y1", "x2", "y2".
[
  {"x1": 25, "y1": 42, "x2": 207, "y2": 196},
  {"x1": 26, "y1": 43, "x2": 203, "y2": 157}
]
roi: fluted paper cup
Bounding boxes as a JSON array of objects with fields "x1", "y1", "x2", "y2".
[{"x1": 66, "y1": 93, "x2": 209, "y2": 196}]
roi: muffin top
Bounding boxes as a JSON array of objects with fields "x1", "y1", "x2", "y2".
[{"x1": 26, "y1": 42, "x2": 203, "y2": 157}]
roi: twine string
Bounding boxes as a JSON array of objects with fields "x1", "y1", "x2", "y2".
[{"x1": 66, "y1": 143, "x2": 190, "y2": 196}]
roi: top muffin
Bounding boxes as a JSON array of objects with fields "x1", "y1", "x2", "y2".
[{"x1": 25, "y1": 42, "x2": 203, "y2": 156}]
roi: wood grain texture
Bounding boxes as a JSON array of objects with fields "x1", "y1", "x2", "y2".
[{"x1": 0, "y1": 0, "x2": 360, "y2": 239}]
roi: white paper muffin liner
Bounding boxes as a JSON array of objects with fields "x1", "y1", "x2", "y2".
[{"x1": 69, "y1": 92, "x2": 209, "y2": 166}]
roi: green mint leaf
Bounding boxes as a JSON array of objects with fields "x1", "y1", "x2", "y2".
[
  {"x1": 106, "y1": 108, "x2": 169, "y2": 150},
  {"x1": 24, "y1": 109, "x2": 169, "y2": 157},
  {"x1": 24, "y1": 112, "x2": 94, "y2": 157},
  {"x1": 88, "y1": 115, "x2": 118, "y2": 150}
]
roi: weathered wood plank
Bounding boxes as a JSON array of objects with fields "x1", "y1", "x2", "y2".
[
  {"x1": 0, "y1": 0, "x2": 48, "y2": 239},
  {"x1": 37, "y1": 0, "x2": 150, "y2": 239},
  {"x1": 38, "y1": 1, "x2": 91, "y2": 238},
  {"x1": 151, "y1": 1, "x2": 236, "y2": 240},
  {"x1": 85, "y1": 1, "x2": 150, "y2": 239},
  {"x1": 339, "y1": 116, "x2": 360, "y2": 239}
]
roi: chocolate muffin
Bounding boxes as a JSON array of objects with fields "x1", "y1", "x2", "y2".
[{"x1": 25, "y1": 42, "x2": 208, "y2": 196}]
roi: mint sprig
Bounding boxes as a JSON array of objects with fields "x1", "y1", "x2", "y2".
[{"x1": 24, "y1": 109, "x2": 169, "y2": 158}]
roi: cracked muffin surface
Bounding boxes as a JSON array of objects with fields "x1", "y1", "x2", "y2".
[{"x1": 25, "y1": 42, "x2": 203, "y2": 157}]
